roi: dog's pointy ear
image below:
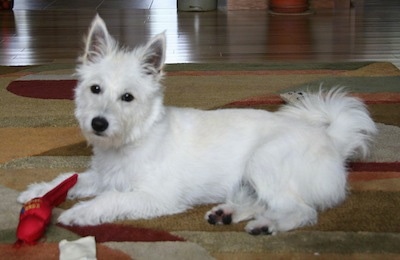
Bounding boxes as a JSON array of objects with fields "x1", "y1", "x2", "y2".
[
  {"x1": 141, "y1": 32, "x2": 166, "y2": 76},
  {"x1": 82, "y1": 15, "x2": 114, "y2": 63}
]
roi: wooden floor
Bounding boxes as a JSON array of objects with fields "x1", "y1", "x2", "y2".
[{"x1": 1, "y1": 0, "x2": 400, "y2": 67}]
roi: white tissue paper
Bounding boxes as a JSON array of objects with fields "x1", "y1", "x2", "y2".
[{"x1": 59, "y1": 236, "x2": 97, "y2": 260}]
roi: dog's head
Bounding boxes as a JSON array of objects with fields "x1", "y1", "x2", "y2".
[{"x1": 75, "y1": 15, "x2": 166, "y2": 149}]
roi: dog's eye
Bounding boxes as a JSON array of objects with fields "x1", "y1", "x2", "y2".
[
  {"x1": 121, "y1": 93, "x2": 134, "y2": 102},
  {"x1": 90, "y1": 85, "x2": 101, "y2": 94}
]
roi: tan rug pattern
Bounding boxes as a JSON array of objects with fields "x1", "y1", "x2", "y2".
[{"x1": 1, "y1": 62, "x2": 400, "y2": 259}]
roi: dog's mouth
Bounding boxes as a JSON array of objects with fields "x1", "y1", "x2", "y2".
[{"x1": 94, "y1": 131, "x2": 105, "y2": 137}]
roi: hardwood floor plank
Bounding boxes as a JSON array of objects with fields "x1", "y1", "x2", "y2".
[{"x1": 1, "y1": 0, "x2": 400, "y2": 67}]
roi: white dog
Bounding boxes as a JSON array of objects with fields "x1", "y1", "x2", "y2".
[{"x1": 18, "y1": 15, "x2": 377, "y2": 235}]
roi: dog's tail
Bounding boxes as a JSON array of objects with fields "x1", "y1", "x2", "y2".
[{"x1": 279, "y1": 88, "x2": 378, "y2": 159}]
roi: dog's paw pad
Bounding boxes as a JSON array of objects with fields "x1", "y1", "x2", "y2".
[
  {"x1": 206, "y1": 208, "x2": 233, "y2": 225},
  {"x1": 247, "y1": 226, "x2": 273, "y2": 236},
  {"x1": 245, "y1": 219, "x2": 276, "y2": 235}
]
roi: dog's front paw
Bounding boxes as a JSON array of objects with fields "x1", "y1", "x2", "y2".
[
  {"x1": 205, "y1": 205, "x2": 234, "y2": 225},
  {"x1": 58, "y1": 201, "x2": 107, "y2": 226},
  {"x1": 17, "y1": 183, "x2": 53, "y2": 204}
]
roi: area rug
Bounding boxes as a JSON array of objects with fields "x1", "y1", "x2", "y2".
[{"x1": 1, "y1": 62, "x2": 400, "y2": 259}]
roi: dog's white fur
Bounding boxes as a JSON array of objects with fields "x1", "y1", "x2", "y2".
[{"x1": 18, "y1": 15, "x2": 377, "y2": 235}]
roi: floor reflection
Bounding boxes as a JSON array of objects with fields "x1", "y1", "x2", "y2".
[{"x1": 1, "y1": 5, "x2": 400, "y2": 66}]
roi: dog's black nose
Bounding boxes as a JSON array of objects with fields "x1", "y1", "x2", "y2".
[{"x1": 91, "y1": 117, "x2": 109, "y2": 133}]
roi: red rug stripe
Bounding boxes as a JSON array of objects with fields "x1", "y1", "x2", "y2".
[
  {"x1": 353, "y1": 93, "x2": 400, "y2": 104},
  {"x1": 58, "y1": 223, "x2": 185, "y2": 243},
  {"x1": 6, "y1": 78, "x2": 400, "y2": 104},
  {"x1": 7, "y1": 80, "x2": 77, "y2": 100},
  {"x1": 226, "y1": 95, "x2": 285, "y2": 106},
  {"x1": 349, "y1": 162, "x2": 400, "y2": 172},
  {"x1": 0, "y1": 243, "x2": 131, "y2": 260}
]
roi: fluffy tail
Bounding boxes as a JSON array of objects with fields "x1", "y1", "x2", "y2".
[{"x1": 280, "y1": 88, "x2": 378, "y2": 159}]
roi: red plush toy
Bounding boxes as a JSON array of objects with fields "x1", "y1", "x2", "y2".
[{"x1": 15, "y1": 174, "x2": 78, "y2": 245}]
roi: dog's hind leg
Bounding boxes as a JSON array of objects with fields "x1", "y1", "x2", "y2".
[
  {"x1": 241, "y1": 145, "x2": 318, "y2": 235},
  {"x1": 206, "y1": 179, "x2": 317, "y2": 235},
  {"x1": 244, "y1": 195, "x2": 318, "y2": 235},
  {"x1": 205, "y1": 180, "x2": 266, "y2": 225}
]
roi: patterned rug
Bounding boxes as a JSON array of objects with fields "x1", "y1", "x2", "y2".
[{"x1": 1, "y1": 62, "x2": 399, "y2": 259}]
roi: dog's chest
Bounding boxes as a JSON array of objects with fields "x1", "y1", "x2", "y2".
[{"x1": 93, "y1": 147, "x2": 165, "y2": 192}]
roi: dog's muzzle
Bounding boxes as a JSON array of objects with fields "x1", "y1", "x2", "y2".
[{"x1": 91, "y1": 117, "x2": 109, "y2": 135}]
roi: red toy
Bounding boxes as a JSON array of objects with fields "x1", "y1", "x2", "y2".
[{"x1": 15, "y1": 174, "x2": 78, "y2": 245}]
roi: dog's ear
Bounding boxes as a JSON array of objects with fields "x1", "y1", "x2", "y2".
[
  {"x1": 141, "y1": 32, "x2": 166, "y2": 76},
  {"x1": 82, "y1": 14, "x2": 114, "y2": 63}
]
